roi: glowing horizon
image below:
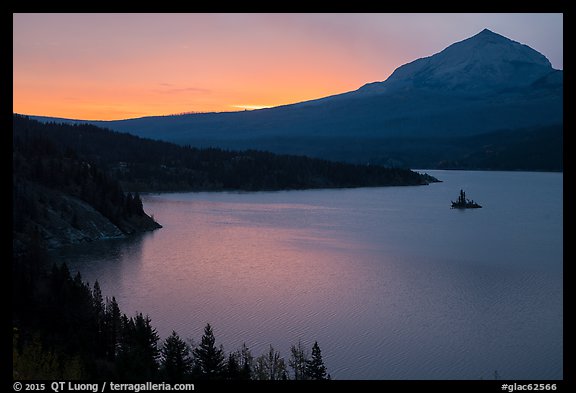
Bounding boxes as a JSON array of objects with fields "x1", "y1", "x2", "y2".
[{"x1": 13, "y1": 13, "x2": 563, "y2": 121}]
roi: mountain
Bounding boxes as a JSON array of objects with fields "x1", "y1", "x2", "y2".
[
  {"x1": 28, "y1": 29, "x2": 562, "y2": 169},
  {"x1": 354, "y1": 28, "x2": 554, "y2": 95}
]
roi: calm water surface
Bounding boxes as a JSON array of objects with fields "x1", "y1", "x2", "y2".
[{"x1": 55, "y1": 170, "x2": 563, "y2": 380}]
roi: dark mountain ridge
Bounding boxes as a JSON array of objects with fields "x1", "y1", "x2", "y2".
[
  {"x1": 27, "y1": 29, "x2": 562, "y2": 169},
  {"x1": 13, "y1": 115, "x2": 438, "y2": 193}
]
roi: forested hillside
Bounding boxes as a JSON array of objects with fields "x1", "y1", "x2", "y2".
[
  {"x1": 13, "y1": 115, "x2": 161, "y2": 252},
  {"x1": 13, "y1": 115, "x2": 438, "y2": 193}
]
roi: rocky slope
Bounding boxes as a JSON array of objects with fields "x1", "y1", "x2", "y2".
[{"x1": 13, "y1": 118, "x2": 161, "y2": 254}]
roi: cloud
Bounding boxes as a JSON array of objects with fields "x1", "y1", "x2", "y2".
[
  {"x1": 156, "y1": 84, "x2": 211, "y2": 95},
  {"x1": 230, "y1": 104, "x2": 272, "y2": 111}
]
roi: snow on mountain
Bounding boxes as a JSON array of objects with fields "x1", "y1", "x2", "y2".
[{"x1": 354, "y1": 29, "x2": 554, "y2": 96}]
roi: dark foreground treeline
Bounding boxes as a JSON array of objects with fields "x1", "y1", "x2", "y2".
[
  {"x1": 13, "y1": 248, "x2": 329, "y2": 380},
  {"x1": 13, "y1": 114, "x2": 437, "y2": 192}
]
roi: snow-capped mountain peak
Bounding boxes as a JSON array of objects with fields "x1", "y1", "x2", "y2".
[{"x1": 357, "y1": 28, "x2": 554, "y2": 95}]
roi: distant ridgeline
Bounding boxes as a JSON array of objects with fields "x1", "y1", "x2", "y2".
[
  {"x1": 31, "y1": 29, "x2": 562, "y2": 171},
  {"x1": 13, "y1": 114, "x2": 438, "y2": 195}
]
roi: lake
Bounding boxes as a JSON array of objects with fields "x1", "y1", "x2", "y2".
[{"x1": 53, "y1": 170, "x2": 563, "y2": 380}]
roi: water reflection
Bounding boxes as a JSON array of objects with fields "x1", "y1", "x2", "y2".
[
  {"x1": 56, "y1": 171, "x2": 562, "y2": 379},
  {"x1": 51, "y1": 231, "x2": 152, "y2": 297}
]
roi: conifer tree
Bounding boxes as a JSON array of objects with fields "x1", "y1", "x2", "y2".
[
  {"x1": 160, "y1": 331, "x2": 192, "y2": 380},
  {"x1": 305, "y1": 341, "x2": 327, "y2": 380},
  {"x1": 133, "y1": 192, "x2": 144, "y2": 215},
  {"x1": 117, "y1": 313, "x2": 160, "y2": 379},
  {"x1": 92, "y1": 282, "x2": 105, "y2": 324},
  {"x1": 226, "y1": 352, "x2": 241, "y2": 380},
  {"x1": 92, "y1": 281, "x2": 106, "y2": 358},
  {"x1": 104, "y1": 296, "x2": 121, "y2": 361},
  {"x1": 192, "y1": 323, "x2": 226, "y2": 379}
]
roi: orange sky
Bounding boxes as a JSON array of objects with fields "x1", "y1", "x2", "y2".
[{"x1": 13, "y1": 13, "x2": 563, "y2": 120}]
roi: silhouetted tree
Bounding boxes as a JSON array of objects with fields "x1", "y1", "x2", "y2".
[
  {"x1": 192, "y1": 323, "x2": 226, "y2": 379},
  {"x1": 92, "y1": 281, "x2": 106, "y2": 358},
  {"x1": 289, "y1": 340, "x2": 309, "y2": 380},
  {"x1": 160, "y1": 331, "x2": 192, "y2": 380},
  {"x1": 226, "y1": 352, "x2": 241, "y2": 380},
  {"x1": 92, "y1": 282, "x2": 105, "y2": 323},
  {"x1": 125, "y1": 193, "x2": 135, "y2": 216},
  {"x1": 224, "y1": 343, "x2": 254, "y2": 380},
  {"x1": 253, "y1": 345, "x2": 288, "y2": 380},
  {"x1": 116, "y1": 313, "x2": 160, "y2": 379},
  {"x1": 103, "y1": 297, "x2": 121, "y2": 361},
  {"x1": 237, "y1": 343, "x2": 254, "y2": 380},
  {"x1": 133, "y1": 192, "x2": 144, "y2": 215},
  {"x1": 305, "y1": 341, "x2": 327, "y2": 380}
]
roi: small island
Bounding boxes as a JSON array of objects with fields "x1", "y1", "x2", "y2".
[{"x1": 451, "y1": 189, "x2": 482, "y2": 209}]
